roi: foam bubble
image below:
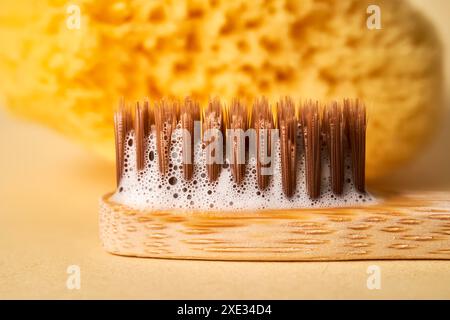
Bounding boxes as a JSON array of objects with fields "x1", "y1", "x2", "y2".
[{"x1": 111, "y1": 128, "x2": 376, "y2": 211}]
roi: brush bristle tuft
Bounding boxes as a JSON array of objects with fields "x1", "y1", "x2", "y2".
[{"x1": 114, "y1": 96, "x2": 367, "y2": 198}]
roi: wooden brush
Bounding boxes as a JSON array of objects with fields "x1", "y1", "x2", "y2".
[{"x1": 103, "y1": 96, "x2": 450, "y2": 261}]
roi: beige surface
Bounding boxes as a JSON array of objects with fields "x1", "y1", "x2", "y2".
[{"x1": 1, "y1": 0, "x2": 450, "y2": 299}]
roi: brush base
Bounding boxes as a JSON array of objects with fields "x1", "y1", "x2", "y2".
[{"x1": 99, "y1": 191, "x2": 450, "y2": 261}]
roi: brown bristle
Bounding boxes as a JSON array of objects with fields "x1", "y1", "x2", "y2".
[
  {"x1": 323, "y1": 101, "x2": 344, "y2": 195},
  {"x1": 114, "y1": 99, "x2": 133, "y2": 185},
  {"x1": 344, "y1": 99, "x2": 366, "y2": 193},
  {"x1": 277, "y1": 97, "x2": 297, "y2": 198},
  {"x1": 180, "y1": 97, "x2": 200, "y2": 181},
  {"x1": 113, "y1": 105, "x2": 124, "y2": 187},
  {"x1": 114, "y1": 98, "x2": 133, "y2": 186},
  {"x1": 227, "y1": 98, "x2": 248, "y2": 185},
  {"x1": 203, "y1": 98, "x2": 224, "y2": 182},
  {"x1": 113, "y1": 97, "x2": 367, "y2": 198},
  {"x1": 252, "y1": 97, "x2": 274, "y2": 190},
  {"x1": 301, "y1": 100, "x2": 321, "y2": 199},
  {"x1": 134, "y1": 101, "x2": 149, "y2": 171},
  {"x1": 154, "y1": 99, "x2": 177, "y2": 175}
]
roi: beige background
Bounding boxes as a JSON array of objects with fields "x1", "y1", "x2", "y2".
[{"x1": 1, "y1": 0, "x2": 450, "y2": 299}]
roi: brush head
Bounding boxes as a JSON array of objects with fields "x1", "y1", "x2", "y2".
[{"x1": 113, "y1": 97, "x2": 370, "y2": 210}]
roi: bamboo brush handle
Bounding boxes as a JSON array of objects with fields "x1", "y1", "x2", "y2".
[{"x1": 99, "y1": 190, "x2": 450, "y2": 261}]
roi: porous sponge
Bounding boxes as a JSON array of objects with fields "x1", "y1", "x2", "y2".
[{"x1": 0, "y1": 0, "x2": 443, "y2": 180}]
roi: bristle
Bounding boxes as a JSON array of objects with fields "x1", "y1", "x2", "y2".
[
  {"x1": 252, "y1": 97, "x2": 274, "y2": 190},
  {"x1": 114, "y1": 97, "x2": 367, "y2": 199},
  {"x1": 344, "y1": 99, "x2": 366, "y2": 193},
  {"x1": 277, "y1": 97, "x2": 297, "y2": 198},
  {"x1": 134, "y1": 101, "x2": 149, "y2": 171},
  {"x1": 301, "y1": 100, "x2": 321, "y2": 199},
  {"x1": 154, "y1": 99, "x2": 177, "y2": 175},
  {"x1": 180, "y1": 97, "x2": 199, "y2": 181},
  {"x1": 203, "y1": 98, "x2": 224, "y2": 182},
  {"x1": 323, "y1": 101, "x2": 344, "y2": 195},
  {"x1": 145, "y1": 99, "x2": 155, "y2": 129},
  {"x1": 114, "y1": 98, "x2": 133, "y2": 186},
  {"x1": 227, "y1": 98, "x2": 247, "y2": 185},
  {"x1": 113, "y1": 102, "x2": 124, "y2": 187}
]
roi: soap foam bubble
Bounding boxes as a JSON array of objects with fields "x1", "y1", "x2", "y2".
[{"x1": 111, "y1": 128, "x2": 376, "y2": 211}]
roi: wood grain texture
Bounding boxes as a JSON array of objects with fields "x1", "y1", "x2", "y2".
[{"x1": 99, "y1": 191, "x2": 450, "y2": 261}]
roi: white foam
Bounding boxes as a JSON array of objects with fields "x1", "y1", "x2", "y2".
[{"x1": 111, "y1": 127, "x2": 376, "y2": 211}]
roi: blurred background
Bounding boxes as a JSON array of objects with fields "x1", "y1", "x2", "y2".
[
  {"x1": 380, "y1": 0, "x2": 450, "y2": 189},
  {"x1": 0, "y1": 0, "x2": 449, "y2": 299}
]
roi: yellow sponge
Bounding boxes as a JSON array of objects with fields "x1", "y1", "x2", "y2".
[{"x1": 0, "y1": 0, "x2": 443, "y2": 180}]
